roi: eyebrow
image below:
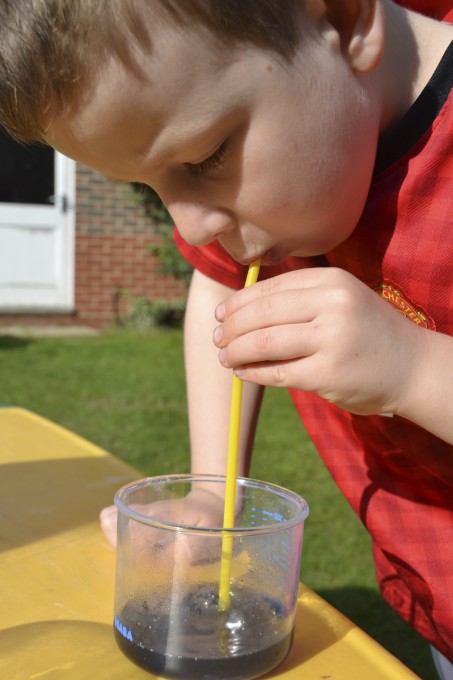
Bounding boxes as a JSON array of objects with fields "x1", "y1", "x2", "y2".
[{"x1": 148, "y1": 105, "x2": 243, "y2": 168}]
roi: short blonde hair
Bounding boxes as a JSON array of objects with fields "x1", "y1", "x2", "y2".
[
  {"x1": 0, "y1": 0, "x2": 151, "y2": 142},
  {"x1": 0, "y1": 0, "x2": 300, "y2": 143}
]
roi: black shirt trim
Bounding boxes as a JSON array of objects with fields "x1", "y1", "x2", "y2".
[{"x1": 374, "y1": 40, "x2": 453, "y2": 174}]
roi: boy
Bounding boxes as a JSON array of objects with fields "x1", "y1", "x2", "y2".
[{"x1": 0, "y1": 0, "x2": 452, "y2": 675}]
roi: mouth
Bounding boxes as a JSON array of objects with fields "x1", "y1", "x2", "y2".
[
  {"x1": 236, "y1": 248, "x2": 288, "y2": 267},
  {"x1": 258, "y1": 246, "x2": 290, "y2": 266},
  {"x1": 218, "y1": 237, "x2": 291, "y2": 267}
]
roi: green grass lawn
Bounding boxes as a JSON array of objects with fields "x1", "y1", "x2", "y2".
[{"x1": 0, "y1": 328, "x2": 437, "y2": 678}]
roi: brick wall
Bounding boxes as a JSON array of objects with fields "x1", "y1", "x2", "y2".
[
  {"x1": 75, "y1": 233, "x2": 185, "y2": 326},
  {"x1": 76, "y1": 165, "x2": 153, "y2": 236},
  {"x1": 0, "y1": 165, "x2": 187, "y2": 329},
  {"x1": 74, "y1": 166, "x2": 186, "y2": 328}
]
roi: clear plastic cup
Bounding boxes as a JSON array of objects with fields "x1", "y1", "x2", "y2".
[{"x1": 113, "y1": 474, "x2": 309, "y2": 679}]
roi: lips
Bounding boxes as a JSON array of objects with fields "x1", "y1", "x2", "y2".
[
  {"x1": 218, "y1": 237, "x2": 290, "y2": 267},
  {"x1": 236, "y1": 248, "x2": 288, "y2": 267},
  {"x1": 260, "y1": 246, "x2": 290, "y2": 266}
]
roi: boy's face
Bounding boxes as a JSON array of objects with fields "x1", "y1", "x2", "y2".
[{"x1": 48, "y1": 14, "x2": 381, "y2": 265}]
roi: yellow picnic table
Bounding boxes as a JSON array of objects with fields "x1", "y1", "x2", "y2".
[{"x1": 0, "y1": 407, "x2": 420, "y2": 679}]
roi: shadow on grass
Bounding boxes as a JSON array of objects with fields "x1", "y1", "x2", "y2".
[
  {"x1": 317, "y1": 587, "x2": 438, "y2": 679},
  {"x1": 0, "y1": 335, "x2": 32, "y2": 350}
]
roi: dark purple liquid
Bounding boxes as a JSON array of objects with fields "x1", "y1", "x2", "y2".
[{"x1": 114, "y1": 584, "x2": 294, "y2": 679}]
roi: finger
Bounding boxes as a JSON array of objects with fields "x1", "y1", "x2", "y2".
[
  {"x1": 214, "y1": 287, "x2": 322, "y2": 348},
  {"x1": 215, "y1": 267, "x2": 337, "y2": 321},
  {"x1": 218, "y1": 322, "x2": 318, "y2": 369},
  {"x1": 233, "y1": 358, "x2": 306, "y2": 388},
  {"x1": 99, "y1": 505, "x2": 118, "y2": 548},
  {"x1": 232, "y1": 352, "x2": 333, "y2": 393}
]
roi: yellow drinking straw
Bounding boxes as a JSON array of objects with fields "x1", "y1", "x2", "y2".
[{"x1": 219, "y1": 259, "x2": 261, "y2": 612}]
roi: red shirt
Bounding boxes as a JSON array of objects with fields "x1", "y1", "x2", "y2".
[
  {"x1": 398, "y1": 0, "x2": 453, "y2": 21},
  {"x1": 175, "y1": 4, "x2": 453, "y2": 660}
]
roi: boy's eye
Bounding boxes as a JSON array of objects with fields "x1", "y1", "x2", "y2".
[{"x1": 186, "y1": 141, "x2": 229, "y2": 178}]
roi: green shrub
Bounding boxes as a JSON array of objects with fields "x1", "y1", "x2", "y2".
[
  {"x1": 130, "y1": 184, "x2": 193, "y2": 287},
  {"x1": 118, "y1": 293, "x2": 186, "y2": 331}
]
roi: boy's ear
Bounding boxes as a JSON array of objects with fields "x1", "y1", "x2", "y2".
[{"x1": 305, "y1": 0, "x2": 384, "y2": 73}]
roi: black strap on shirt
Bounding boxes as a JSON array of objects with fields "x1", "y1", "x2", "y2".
[{"x1": 374, "y1": 40, "x2": 453, "y2": 174}]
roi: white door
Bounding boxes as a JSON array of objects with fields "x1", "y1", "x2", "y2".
[{"x1": 0, "y1": 131, "x2": 75, "y2": 312}]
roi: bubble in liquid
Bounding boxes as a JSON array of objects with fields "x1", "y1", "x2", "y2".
[{"x1": 183, "y1": 586, "x2": 220, "y2": 634}]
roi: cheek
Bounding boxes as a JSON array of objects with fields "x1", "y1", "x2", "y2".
[
  {"x1": 282, "y1": 120, "x2": 376, "y2": 237},
  {"x1": 237, "y1": 139, "x2": 307, "y2": 219},
  {"x1": 236, "y1": 103, "x2": 376, "y2": 243}
]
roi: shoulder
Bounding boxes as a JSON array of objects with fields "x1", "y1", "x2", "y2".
[{"x1": 395, "y1": 0, "x2": 453, "y2": 22}]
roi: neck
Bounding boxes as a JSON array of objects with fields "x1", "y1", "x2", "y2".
[{"x1": 378, "y1": 0, "x2": 453, "y2": 134}]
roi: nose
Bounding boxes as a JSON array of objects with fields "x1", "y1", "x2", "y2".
[{"x1": 166, "y1": 201, "x2": 236, "y2": 247}]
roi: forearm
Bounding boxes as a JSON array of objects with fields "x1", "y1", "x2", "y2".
[
  {"x1": 396, "y1": 327, "x2": 453, "y2": 445},
  {"x1": 184, "y1": 269, "x2": 264, "y2": 477}
]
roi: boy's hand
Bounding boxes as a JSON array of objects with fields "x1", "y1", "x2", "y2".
[
  {"x1": 100, "y1": 504, "x2": 120, "y2": 547},
  {"x1": 100, "y1": 486, "x2": 225, "y2": 553},
  {"x1": 214, "y1": 268, "x2": 426, "y2": 417}
]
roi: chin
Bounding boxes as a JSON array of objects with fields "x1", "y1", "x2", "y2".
[{"x1": 291, "y1": 248, "x2": 326, "y2": 258}]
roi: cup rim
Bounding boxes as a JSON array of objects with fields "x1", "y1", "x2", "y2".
[{"x1": 114, "y1": 473, "x2": 309, "y2": 535}]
